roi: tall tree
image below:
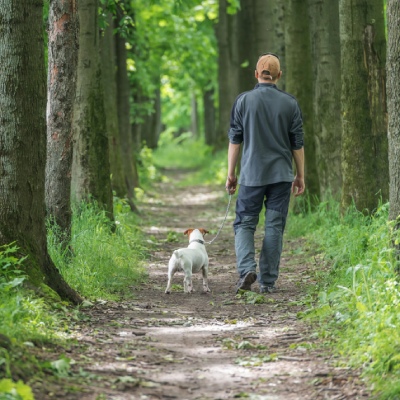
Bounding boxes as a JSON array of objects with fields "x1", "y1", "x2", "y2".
[
  {"x1": 0, "y1": 0, "x2": 81, "y2": 304},
  {"x1": 115, "y1": 8, "x2": 140, "y2": 211},
  {"x1": 285, "y1": 0, "x2": 320, "y2": 199},
  {"x1": 100, "y1": 12, "x2": 126, "y2": 199},
  {"x1": 339, "y1": 0, "x2": 388, "y2": 212},
  {"x1": 215, "y1": 0, "x2": 239, "y2": 149},
  {"x1": 308, "y1": 0, "x2": 342, "y2": 200},
  {"x1": 46, "y1": 0, "x2": 79, "y2": 238},
  {"x1": 268, "y1": 1, "x2": 286, "y2": 91},
  {"x1": 237, "y1": 0, "x2": 271, "y2": 93},
  {"x1": 387, "y1": 0, "x2": 400, "y2": 222},
  {"x1": 71, "y1": 0, "x2": 114, "y2": 218}
]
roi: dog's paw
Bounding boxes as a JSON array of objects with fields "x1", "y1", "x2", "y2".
[
  {"x1": 203, "y1": 286, "x2": 211, "y2": 293},
  {"x1": 165, "y1": 290, "x2": 171, "y2": 294}
]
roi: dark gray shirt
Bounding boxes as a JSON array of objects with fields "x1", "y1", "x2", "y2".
[{"x1": 228, "y1": 83, "x2": 304, "y2": 186}]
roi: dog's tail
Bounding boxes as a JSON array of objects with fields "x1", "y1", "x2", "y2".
[{"x1": 173, "y1": 250, "x2": 183, "y2": 258}]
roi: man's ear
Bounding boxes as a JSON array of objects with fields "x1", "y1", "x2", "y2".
[{"x1": 255, "y1": 70, "x2": 259, "y2": 80}]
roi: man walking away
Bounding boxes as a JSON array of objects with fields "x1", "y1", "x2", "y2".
[{"x1": 225, "y1": 53, "x2": 305, "y2": 294}]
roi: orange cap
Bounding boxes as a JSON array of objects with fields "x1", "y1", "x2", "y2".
[{"x1": 256, "y1": 54, "x2": 280, "y2": 80}]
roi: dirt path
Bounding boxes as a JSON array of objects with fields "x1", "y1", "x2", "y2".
[{"x1": 33, "y1": 171, "x2": 369, "y2": 400}]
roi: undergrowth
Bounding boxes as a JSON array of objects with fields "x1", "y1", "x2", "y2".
[
  {"x1": 287, "y1": 196, "x2": 400, "y2": 399},
  {"x1": 47, "y1": 198, "x2": 148, "y2": 301}
]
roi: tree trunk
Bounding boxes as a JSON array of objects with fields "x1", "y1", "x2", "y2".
[
  {"x1": 0, "y1": 0, "x2": 82, "y2": 304},
  {"x1": 190, "y1": 91, "x2": 199, "y2": 138},
  {"x1": 339, "y1": 0, "x2": 388, "y2": 213},
  {"x1": 308, "y1": 0, "x2": 342, "y2": 200},
  {"x1": 215, "y1": 0, "x2": 239, "y2": 150},
  {"x1": 285, "y1": 0, "x2": 320, "y2": 199},
  {"x1": 100, "y1": 12, "x2": 126, "y2": 198},
  {"x1": 203, "y1": 87, "x2": 216, "y2": 146},
  {"x1": 387, "y1": 0, "x2": 400, "y2": 222},
  {"x1": 71, "y1": 0, "x2": 114, "y2": 218},
  {"x1": 237, "y1": 0, "x2": 273, "y2": 93},
  {"x1": 115, "y1": 12, "x2": 140, "y2": 212},
  {"x1": 140, "y1": 89, "x2": 162, "y2": 149},
  {"x1": 46, "y1": 0, "x2": 78, "y2": 238},
  {"x1": 268, "y1": 1, "x2": 286, "y2": 91}
]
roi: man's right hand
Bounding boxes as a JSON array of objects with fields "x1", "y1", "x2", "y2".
[{"x1": 225, "y1": 176, "x2": 238, "y2": 194}]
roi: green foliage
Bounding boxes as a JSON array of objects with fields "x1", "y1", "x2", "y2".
[
  {"x1": 288, "y1": 198, "x2": 400, "y2": 398},
  {"x1": 236, "y1": 291, "x2": 265, "y2": 305},
  {"x1": 0, "y1": 379, "x2": 34, "y2": 400},
  {"x1": 137, "y1": 145, "x2": 164, "y2": 189},
  {"x1": 127, "y1": 0, "x2": 218, "y2": 133},
  {"x1": 0, "y1": 244, "x2": 59, "y2": 341},
  {"x1": 48, "y1": 201, "x2": 148, "y2": 301},
  {"x1": 153, "y1": 130, "x2": 213, "y2": 170}
]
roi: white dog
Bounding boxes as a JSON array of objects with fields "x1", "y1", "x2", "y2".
[{"x1": 165, "y1": 228, "x2": 210, "y2": 294}]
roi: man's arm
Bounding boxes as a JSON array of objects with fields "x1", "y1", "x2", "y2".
[
  {"x1": 226, "y1": 143, "x2": 241, "y2": 194},
  {"x1": 292, "y1": 147, "x2": 305, "y2": 196}
]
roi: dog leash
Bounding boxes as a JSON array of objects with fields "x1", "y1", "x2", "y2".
[{"x1": 205, "y1": 194, "x2": 233, "y2": 245}]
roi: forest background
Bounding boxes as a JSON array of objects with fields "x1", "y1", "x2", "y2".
[{"x1": 0, "y1": 0, "x2": 400, "y2": 398}]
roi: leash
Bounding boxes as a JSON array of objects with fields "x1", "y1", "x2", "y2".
[{"x1": 205, "y1": 194, "x2": 233, "y2": 245}]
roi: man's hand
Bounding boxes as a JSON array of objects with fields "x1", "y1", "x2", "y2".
[
  {"x1": 225, "y1": 176, "x2": 237, "y2": 194},
  {"x1": 292, "y1": 175, "x2": 305, "y2": 197}
]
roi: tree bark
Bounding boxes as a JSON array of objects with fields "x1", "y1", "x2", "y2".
[
  {"x1": 140, "y1": 88, "x2": 162, "y2": 149},
  {"x1": 115, "y1": 12, "x2": 140, "y2": 211},
  {"x1": 237, "y1": 0, "x2": 272, "y2": 93},
  {"x1": 100, "y1": 12, "x2": 126, "y2": 198},
  {"x1": 215, "y1": 0, "x2": 239, "y2": 150},
  {"x1": 268, "y1": 1, "x2": 286, "y2": 91},
  {"x1": 203, "y1": 87, "x2": 216, "y2": 146},
  {"x1": 308, "y1": 0, "x2": 342, "y2": 200},
  {"x1": 71, "y1": 0, "x2": 114, "y2": 218},
  {"x1": 46, "y1": 0, "x2": 78, "y2": 238},
  {"x1": 387, "y1": 0, "x2": 400, "y2": 222},
  {"x1": 285, "y1": 0, "x2": 320, "y2": 199},
  {"x1": 339, "y1": 0, "x2": 388, "y2": 213},
  {"x1": 0, "y1": 0, "x2": 82, "y2": 304}
]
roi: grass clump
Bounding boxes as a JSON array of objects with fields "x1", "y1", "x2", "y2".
[
  {"x1": 48, "y1": 199, "x2": 148, "y2": 301},
  {"x1": 287, "y1": 197, "x2": 400, "y2": 398}
]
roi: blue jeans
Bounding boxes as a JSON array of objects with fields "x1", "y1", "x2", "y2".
[{"x1": 233, "y1": 182, "x2": 292, "y2": 287}]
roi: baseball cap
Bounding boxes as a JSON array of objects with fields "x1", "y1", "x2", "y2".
[{"x1": 256, "y1": 53, "x2": 281, "y2": 80}]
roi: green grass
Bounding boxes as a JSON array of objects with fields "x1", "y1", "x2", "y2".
[
  {"x1": 48, "y1": 198, "x2": 148, "y2": 301},
  {"x1": 287, "y1": 197, "x2": 400, "y2": 399}
]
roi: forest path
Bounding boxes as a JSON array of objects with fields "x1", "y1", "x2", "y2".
[{"x1": 34, "y1": 170, "x2": 368, "y2": 400}]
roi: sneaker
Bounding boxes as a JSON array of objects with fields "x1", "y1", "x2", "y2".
[
  {"x1": 260, "y1": 285, "x2": 277, "y2": 294},
  {"x1": 236, "y1": 271, "x2": 257, "y2": 293}
]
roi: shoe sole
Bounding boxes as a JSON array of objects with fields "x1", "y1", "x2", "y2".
[{"x1": 236, "y1": 271, "x2": 257, "y2": 293}]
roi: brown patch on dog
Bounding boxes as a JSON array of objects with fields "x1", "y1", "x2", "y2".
[{"x1": 184, "y1": 228, "x2": 209, "y2": 238}]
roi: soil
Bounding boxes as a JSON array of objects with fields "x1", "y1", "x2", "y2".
[{"x1": 31, "y1": 170, "x2": 370, "y2": 400}]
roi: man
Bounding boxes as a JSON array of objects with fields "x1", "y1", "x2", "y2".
[{"x1": 226, "y1": 53, "x2": 305, "y2": 294}]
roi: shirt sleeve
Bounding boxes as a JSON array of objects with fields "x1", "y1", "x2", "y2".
[
  {"x1": 228, "y1": 95, "x2": 244, "y2": 144},
  {"x1": 289, "y1": 102, "x2": 304, "y2": 150}
]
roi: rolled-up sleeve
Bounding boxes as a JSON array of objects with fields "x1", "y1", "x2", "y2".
[
  {"x1": 228, "y1": 95, "x2": 244, "y2": 144},
  {"x1": 289, "y1": 103, "x2": 304, "y2": 149}
]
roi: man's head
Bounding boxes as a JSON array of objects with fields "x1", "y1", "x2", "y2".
[{"x1": 255, "y1": 53, "x2": 282, "y2": 83}]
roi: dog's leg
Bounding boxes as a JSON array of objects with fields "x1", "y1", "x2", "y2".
[
  {"x1": 202, "y1": 266, "x2": 210, "y2": 292},
  {"x1": 184, "y1": 272, "x2": 193, "y2": 293},
  {"x1": 165, "y1": 257, "x2": 178, "y2": 294}
]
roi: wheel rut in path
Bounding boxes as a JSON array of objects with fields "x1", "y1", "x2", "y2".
[{"x1": 34, "y1": 171, "x2": 369, "y2": 400}]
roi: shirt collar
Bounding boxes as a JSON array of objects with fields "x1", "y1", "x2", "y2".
[{"x1": 255, "y1": 83, "x2": 277, "y2": 89}]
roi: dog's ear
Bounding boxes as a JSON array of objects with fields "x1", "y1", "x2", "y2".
[
  {"x1": 184, "y1": 229, "x2": 194, "y2": 236},
  {"x1": 199, "y1": 228, "x2": 209, "y2": 236}
]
